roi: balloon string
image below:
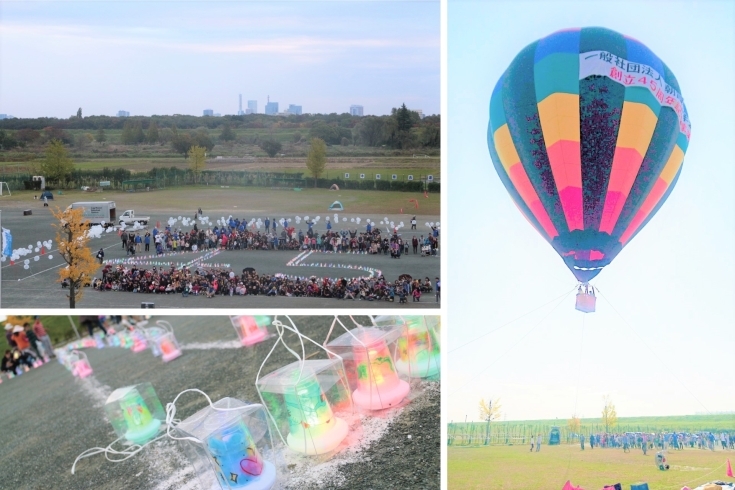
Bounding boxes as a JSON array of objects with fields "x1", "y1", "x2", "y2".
[
  {"x1": 448, "y1": 287, "x2": 576, "y2": 354},
  {"x1": 595, "y1": 287, "x2": 712, "y2": 415},
  {"x1": 71, "y1": 432, "x2": 168, "y2": 475},
  {"x1": 449, "y1": 288, "x2": 573, "y2": 396}
]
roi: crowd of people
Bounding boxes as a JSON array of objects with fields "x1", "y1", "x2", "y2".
[
  {"x1": 90, "y1": 216, "x2": 441, "y2": 303},
  {"x1": 93, "y1": 262, "x2": 440, "y2": 303},
  {"x1": 116, "y1": 217, "x2": 440, "y2": 257},
  {"x1": 2, "y1": 317, "x2": 54, "y2": 376},
  {"x1": 576, "y1": 431, "x2": 735, "y2": 453}
]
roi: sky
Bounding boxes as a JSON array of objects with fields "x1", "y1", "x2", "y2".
[
  {"x1": 448, "y1": 0, "x2": 735, "y2": 423},
  {"x1": 0, "y1": 1, "x2": 439, "y2": 118}
]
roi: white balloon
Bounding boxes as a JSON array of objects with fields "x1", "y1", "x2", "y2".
[
  {"x1": 436, "y1": 221, "x2": 440, "y2": 226},
  {"x1": 48, "y1": 255, "x2": 53, "y2": 259},
  {"x1": 37, "y1": 241, "x2": 42, "y2": 246},
  {"x1": 34, "y1": 256, "x2": 39, "y2": 261},
  {"x1": 425, "y1": 222, "x2": 430, "y2": 227},
  {"x1": 350, "y1": 218, "x2": 355, "y2": 222},
  {"x1": 24, "y1": 259, "x2": 30, "y2": 265},
  {"x1": 192, "y1": 244, "x2": 198, "y2": 251},
  {"x1": 24, "y1": 264, "x2": 29, "y2": 270},
  {"x1": 342, "y1": 218, "x2": 346, "y2": 222},
  {"x1": 305, "y1": 216, "x2": 310, "y2": 220},
  {"x1": 0, "y1": 256, "x2": 5, "y2": 262},
  {"x1": 34, "y1": 248, "x2": 39, "y2": 252}
]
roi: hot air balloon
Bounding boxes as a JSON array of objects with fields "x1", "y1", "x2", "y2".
[{"x1": 488, "y1": 27, "x2": 690, "y2": 288}]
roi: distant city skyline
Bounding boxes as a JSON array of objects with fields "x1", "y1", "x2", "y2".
[{"x1": 0, "y1": 2, "x2": 439, "y2": 118}]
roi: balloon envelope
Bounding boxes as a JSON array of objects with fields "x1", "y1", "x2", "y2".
[{"x1": 488, "y1": 27, "x2": 690, "y2": 282}]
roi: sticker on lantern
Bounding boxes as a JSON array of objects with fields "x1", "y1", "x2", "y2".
[
  {"x1": 230, "y1": 316, "x2": 271, "y2": 346},
  {"x1": 171, "y1": 395, "x2": 278, "y2": 490},
  {"x1": 325, "y1": 324, "x2": 410, "y2": 411}
]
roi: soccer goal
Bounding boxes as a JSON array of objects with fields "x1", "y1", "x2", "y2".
[{"x1": 0, "y1": 182, "x2": 10, "y2": 196}]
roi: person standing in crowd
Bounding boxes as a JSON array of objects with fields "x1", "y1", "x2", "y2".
[
  {"x1": 144, "y1": 232, "x2": 151, "y2": 252},
  {"x1": 536, "y1": 434, "x2": 542, "y2": 452},
  {"x1": 265, "y1": 217, "x2": 270, "y2": 233},
  {"x1": 435, "y1": 277, "x2": 441, "y2": 302},
  {"x1": 411, "y1": 216, "x2": 417, "y2": 229},
  {"x1": 412, "y1": 235, "x2": 419, "y2": 254},
  {"x1": 5, "y1": 324, "x2": 16, "y2": 349},
  {"x1": 135, "y1": 233, "x2": 142, "y2": 253},
  {"x1": 33, "y1": 317, "x2": 54, "y2": 359},
  {"x1": 580, "y1": 434, "x2": 585, "y2": 450},
  {"x1": 80, "y1": 316, "x2": 107, "y2": 337},
  {"x1": 530, "y1": 435, "x2": 534, "y2": 452},
  {"x1": 121, "y1": 230, "x2": 128, "y2": 250},
  {"x1": 96, "y1": 247, "x2": 105, "y2": 264}
]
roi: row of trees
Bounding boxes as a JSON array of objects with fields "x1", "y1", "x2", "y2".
[{"x1": 0, "y1": 104, "x2": 440, "y2": 151}]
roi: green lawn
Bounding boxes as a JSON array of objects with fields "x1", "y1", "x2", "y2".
[{"x1": 448, "y1": 443, "x2": 732, "y2": 490}]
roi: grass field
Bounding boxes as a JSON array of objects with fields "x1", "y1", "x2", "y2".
[
  {"x1": 448, "y1": 443, "x2": 733, "y2": 490},
  {"x1": 2, "y1": 185, "x2": 440, "y2": 215}
]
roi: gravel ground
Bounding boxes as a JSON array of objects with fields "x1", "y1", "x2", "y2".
[{"x1": 0, "y1": 315, "x2": 440, "y2": 489}]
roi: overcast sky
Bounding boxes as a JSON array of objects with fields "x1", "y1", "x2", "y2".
[
  {"x1": 448, "y1": 0, "x2": 735, "y2": 423},
  {"x1": 0, "y1": 1, "x2": 439, "y2": 118}
]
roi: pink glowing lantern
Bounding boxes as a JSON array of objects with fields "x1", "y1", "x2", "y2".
[
  {"x1": 230, "y1": 316, "x2": 271, "y2": 346},
  {"x1": 326, "y1": 325, "x2": 410, "y2": 411},
  {"x1": 71, "y1": 350, "x2": 93, "y2": 378},
  {"x1": 157, "y1": 332, "x2": 182, "y2": 363},
  {"x1": 174, "y1": 398, "x2": 279, "y2": 489},
  {"x1": 131, "y1": 329, "x2": 148, "y2": 353}
]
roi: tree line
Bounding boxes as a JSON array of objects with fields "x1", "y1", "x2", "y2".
[{"x1": 0, "y1": 104, "x2": 440, "y2": 151}]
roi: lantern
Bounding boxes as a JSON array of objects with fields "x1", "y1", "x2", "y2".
[
  {"x1": 94, "y1": 332, "x2": 106, "y2": 349},
  {"x1": 174, "y1": 398, "x2": 278, "y2": 489},
  {"x1": 71, "y1": 350, "x2": 93, "y2": 378},
  {"x1": 131, "y1": 329, "x2": 148, "y2": 353},
  {"x1": 257, "y1": 360, "x2": 350, "y2": 455},
  {"x1": 105, "y1": 383, "x2": 165, "y2": 445},
  {"x1": 394, "y1": 316, "x2": 440, "y2": 378},
  {"x1": 230, "y1": 316, "x2": 271, "y2": 346},
  {"x1": 325, "y1": 325, "x2": 410, "y2": 410},
  {"x1": 157, "y1": 332, "x2": 182, "y2": 363}
]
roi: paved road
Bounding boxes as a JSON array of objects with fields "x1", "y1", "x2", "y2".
[{"x1": 0, "y1": 315, "x2": 440, "y2": 490}]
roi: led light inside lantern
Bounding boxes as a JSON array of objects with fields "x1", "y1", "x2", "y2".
[
  {"x1": 146, "y1": 326, "x2": 166, "y2": 357},
  {"x1": 283, "y1": 368, "x2": 348, "y2": 455},
  {"x1": 71, "y1": 351, "x2": 93, "y2": 378},
  {"x1": 120, "y1": 389, "x2": 162, "y2": 444},
  {"x1": 231, "y1": 316, "x2": 271, "y2": 346},
  {"x1": 395, "y1": 316, "x2": 440, "y2": 378},
  {"x1": 157, "y1": 332, "x2": 182, "y2": 363},
  {"x1": 105, "y1": 383, "x2": 165, "y2": 446},
  {"x1": 350, "y1": 331, "x2": 410, "y2": 410},
  {"x1": 207, "y1": 422, "x2": 276, "y2": 489}
]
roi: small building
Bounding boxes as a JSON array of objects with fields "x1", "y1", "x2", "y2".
[
  {"x1": 203, "y1": 109, "x2": 214, "y2": 116},
  {"x1": 350, "y1": 105, "x2": 364, "y2": 116},
  {"x1": 117, "y1": 110, "x2": 130, "y2": 117},
  {"x1": 286, "y1": 104, "x2": 302, "y2": 115}
]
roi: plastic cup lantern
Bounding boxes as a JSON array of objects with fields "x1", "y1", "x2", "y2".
[
  {"x1": 230, "y1": 316, "x2": 271, "y2": 346},
  {"x1": 175, "y1": 398, "x2": 278, "y2": 489},
  {"x1": 130, "y1": 328, "x2": 148, "y2": 353},
  {"x1": 326, "y1": 325, "x2": 410, "y2": 410},
  {"x1": 71, "y1": 350, "x2": 93, "y2": 378},
  {"x1": 377, "y1": 315, "x2": 440, "y2": 379},
  {"x1": 256, "y1": 360, "x2": 350, "y2": 456},
  {"x1": 105, "y1": 383, "x2": 164, "y2": 445},
  {"x1": 157, "y1": 332, "x2": 183, "y2": 363}
]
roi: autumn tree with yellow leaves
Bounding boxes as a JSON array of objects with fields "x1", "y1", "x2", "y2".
[
  {"x1": 479, "y1": 397, "x2": 502, "y2": 445},
  {"x1": 52, "y1": 207, "x2": 100, "y2": 308}
]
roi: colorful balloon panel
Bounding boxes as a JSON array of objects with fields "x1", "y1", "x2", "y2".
[{"x1": 488, "y1": 27, "x2": 690, "y2": 282}]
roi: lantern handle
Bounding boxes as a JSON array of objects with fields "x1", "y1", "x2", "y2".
[
  {"x1": 155, "y1": 320, "x2": 174, "y2": 333},
  {"x1": 164, "y1": 388, "x2": 266, "y2": 444}
]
